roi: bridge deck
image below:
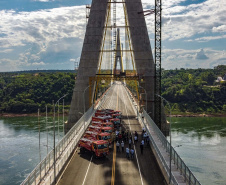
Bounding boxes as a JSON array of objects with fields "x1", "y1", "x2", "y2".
[{"x1": 58, "y1": 82, "x2": 166, "y2": 185}]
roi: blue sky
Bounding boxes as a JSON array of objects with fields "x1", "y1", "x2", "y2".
[{"x1": 0, "y1": 0, "x2": 225, "y2": 72}]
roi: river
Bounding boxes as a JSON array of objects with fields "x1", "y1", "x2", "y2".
[
  {"x1": 0, "y1": 116, "x2": 225, "y2": 185},
  {"x1": 0, "y1": 116, "x2": 64, "y2": 185},
  {"x1": 169, "y1": 117, "x2": 226, "y2": 185}
]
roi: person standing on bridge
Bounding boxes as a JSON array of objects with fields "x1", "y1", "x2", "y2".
[
  {"x1": 143, "y1": 131, "x2": 147, "y2": 143},
  {"x1": 125, "y1": 130, "x2": 129, "y2": 142},
  {"x1": 126, "y1": 147, "x2": 130, "y2": 159},
  {"x1": 140, "y1": 142, "x2": 144, "y2": 154},
  {"x1": 141, "y1": 139, "x2": 144, "y2": 146},
  {"x1": 135, "y1": 131, "x2": 138, "y2": 140},
  {"x1": 118, "y1": 132, "x2": 122, "y2": 142},
  {"x1": 134, "y1": 135, "x2": 138, "y2": 144},
  {"x1": 121, "y1": 141, "x2": 124, "y2": 152},
  {"x1": 129, "y1": 138, "x2": 132, "y2": 148},
  {"x1": 116, "y1": 141, "x2": 120, "y2": 152}
]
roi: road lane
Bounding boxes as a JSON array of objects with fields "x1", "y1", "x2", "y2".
[{"x1": 58, "y1": 82, "x2": 166, "y2": 185}]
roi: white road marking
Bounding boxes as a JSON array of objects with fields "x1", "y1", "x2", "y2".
[{"x1": 82, "y1": 155, "x2": 93, "y2": 185}]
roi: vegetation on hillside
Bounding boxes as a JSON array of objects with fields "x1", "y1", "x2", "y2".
[
  {"x1": 161, "y1": 65, "x2": 226, "y2": 115},
  {"x1": 0, "y1": 65, "x2": 225, "y2": 115},
  {"x1": 0, "y1": 72, "x2": 75, "y2": 113}
]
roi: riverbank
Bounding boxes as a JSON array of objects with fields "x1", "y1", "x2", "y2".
[
  {"x1": 170, "y1": 113, "x2": 226, "y2": 117},
  {"x1": 1, "y1": 112, "x2": 225, "y2": 118},
  {"x1": 0, "y1": 112, "x2": 69, "y2": 118}
]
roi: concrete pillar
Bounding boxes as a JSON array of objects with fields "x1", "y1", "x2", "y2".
[
  {"x1": 66, "y1": 0, "x2": 109, "y2": 133},
  {"x1": 125, "y1": 0, "x2": 155, "y2": 120},
  {"x1": 114, "y1": 29, "x2": 124, "y2": 74}
]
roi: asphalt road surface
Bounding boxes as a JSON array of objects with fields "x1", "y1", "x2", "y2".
[{"x1": 58, "y1": 82, "x2": 166, "y2": 185}]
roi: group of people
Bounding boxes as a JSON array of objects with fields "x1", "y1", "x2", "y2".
[
  {"x1": 116, "y1": 140, "x2": 135, "y2": 159},
  {"x1": 115, "y1": 127, "x2": 150, "y2": 158},
  {"x1": 142, "y1": 128, "x2": 150, "y2": 146},
  {"x1": 115, "y1": 129, "x2": 129, "y2": 143}
]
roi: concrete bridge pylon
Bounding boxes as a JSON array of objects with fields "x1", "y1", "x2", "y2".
[
  {"x1": 113, "y1": 28, "x2": 124, "y2": 75},
  {"x1": 66, "y1": 0, "x2": 167, "y2": 133}
]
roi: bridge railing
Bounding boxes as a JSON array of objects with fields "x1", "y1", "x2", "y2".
[
  {"x1": 21, "y1": 87, "x2": 110, "y2": 185},
  {"x1": 21, "y1": 105, "x2": 95, "y2": 185},
  {"x1": 142, "y1": 111, "x2": 201, "y2": 185},
  {"x1": 124, "y1": 86, "x2": 201, "y2": 185}
]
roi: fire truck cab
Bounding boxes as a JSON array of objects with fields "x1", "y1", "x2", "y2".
[
  {"x1": 79, "y1": 138, "x2": 109, "y2": 157},
  {"x1": 110, "y1": 118, "x2": 121, "y2": 129},
  {"x1": 87, "y1": 125, "x2": 102, "y2": 133},
  {"x1": 92, "y1": 121, "x2": 114, "y2": 129},
  {"x1": 84, "y1": 131, "x2": 113, "y2": 144}
]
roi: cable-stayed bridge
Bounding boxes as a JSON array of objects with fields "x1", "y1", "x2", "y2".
[
  {"x1": 21, "y1": 82, "x2": 201, "y2": 185},
  {"x1": 21, "y1": 0, "x2": 201, "y2": 184}
]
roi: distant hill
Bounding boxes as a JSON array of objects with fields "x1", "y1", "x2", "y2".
[{"x1": 0, "y1": 69, "x2": 77, "y2": 75}]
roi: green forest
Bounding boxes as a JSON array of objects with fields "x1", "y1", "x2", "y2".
[
  {"x1": 161, "y1": 65, "x2": 226, "y2": 115},
  {"x1": 0, "y1": 72, "x2": 75, "y2": 113},
  {"x1": 0, "y1": 65, "x2": 226, "y2": 115}
]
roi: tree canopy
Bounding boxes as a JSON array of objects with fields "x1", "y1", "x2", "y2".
[{"x1": 0, "y1": 65, "x2": 225, "y2": 115}]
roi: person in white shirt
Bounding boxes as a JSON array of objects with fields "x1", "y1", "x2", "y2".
[
  {"x1": 134, "y1": 135, "x2": 138, "y2": 144},
  {"x1": 141, "y1": 139, "x2": 144, "y2": 145},
  {"x1": 121, "y1": 141, "x2": 124, "y2": 152},
  {"x1": 116, "y1": 130, "x2": 119, "y2": 136},
  {"x1": 116, "y1": 141, "x2": 120, "y2": 152},
  {"x1": 129, "y1": 138, "x2": 132, "y2": 148},
  {"x1": 126, "y1": 147, "x2": 130, "y2": 159}
]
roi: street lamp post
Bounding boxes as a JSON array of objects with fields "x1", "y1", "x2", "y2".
[
  {"x1": 52, "y1": 100, "x2": 56, "y2": 184},
  {"x1": 53, "y1": 94, "x2": 68, "y2": 184},
  {"x1": 156, "y1": 94, "x2": 172, "y2": 184},
  {"x1": 139, "y1": 86, "x2": 147, "y2": 112}
]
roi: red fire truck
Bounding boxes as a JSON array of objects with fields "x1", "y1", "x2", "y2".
[
  {"x1": 83, "y1": 131, "x2": 113, "y2": 147},
  {"x1": 110, "y1": 118, "x2": 121, "y2": 129},
  {"x1": 87, "y1": 125, "x2": 102, "y2": 133},
  {"x1": 79, "y1": 138, "x2": 109, "y2": 157},
  {"x1": 92, "y1": 116, "x2": 112, "y2": 123},
  {"x1": 92, "y1": 121, "x2": 114, "y2": 129}
]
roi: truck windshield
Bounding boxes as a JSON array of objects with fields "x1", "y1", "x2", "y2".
[
  {"x1": 102, "y1": 136, "x2": 111, "y2": 140},
  {"x1": 98, "y1": 144, "x2": 108, "y2": 149},
  {"x1": 105, "y1": 130, "x2": 112, "y2": 133}
]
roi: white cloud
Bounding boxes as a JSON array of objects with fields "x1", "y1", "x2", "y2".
[
  {"x1": 0, "y1": 0, "x2": 226, "y2": 71},
  {"x1": 32, "y1": 61, "x2": 45, "y2": 66},
  {"x1": 0, "y1": 49, "x2": 13, "y2": 53},
  {"x1": 0, "y1": 6, "x2": 86, "y2": 71},
  {"x1": 33, "y1": 0, "x2": 54, "y2": 2},
  {"x1": 195, "y1": 49, "x2": 209, "y2": 60},
  {"x1": 154, "y1": 0, "x2": 226, "y2": 41},
  {"x1": 162, "y1": 48, "x2": 226, "y2": 69},
  {"x1": 212, "y1": 25, "x2": 226, "y2": 33},
  {"x1": 0, "y1": 6, "x2": 86, "y2": 49},
  {"x1": 70, "y1": 59, "x2": 76, "y2": 62}
]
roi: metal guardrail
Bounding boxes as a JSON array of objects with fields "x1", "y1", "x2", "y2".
[
  {"x1": 124, "y1": 85, "x2": 201, "y2": 185},
  {"x1": 142, "y1": 111, "x2": 201, "y2": 185},
  {"x1": 21, "y1": 105, "x2": 95, "y2": 185}
]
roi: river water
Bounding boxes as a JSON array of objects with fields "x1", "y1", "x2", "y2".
[
  {"x1": 169, "y1": 117, "x2": 226, "y2": 185},
  {"x1": 0, "y1": 116, "x2": 64, "y2": 185},
  {"x1": 0, "y1": 116, "x2": 225, "y2": 185}
]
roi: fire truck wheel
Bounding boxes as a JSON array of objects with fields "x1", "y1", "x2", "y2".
[{"x1": 92, "y1": 152, "x2": 97, "y2": 158}]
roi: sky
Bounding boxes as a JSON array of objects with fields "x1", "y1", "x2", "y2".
[{"x1": 0, "y1": 0, "x2": 225, "y2": 72}]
